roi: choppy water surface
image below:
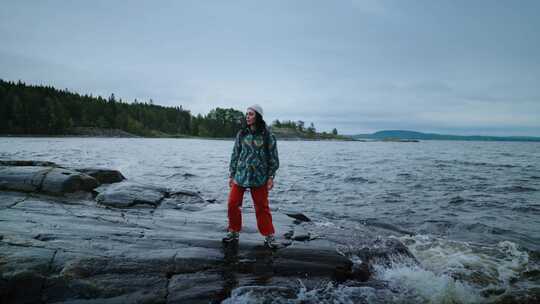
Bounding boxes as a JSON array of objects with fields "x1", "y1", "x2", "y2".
[{"x1": 1, "y1": 138, "x2": 539, "y2": 303}]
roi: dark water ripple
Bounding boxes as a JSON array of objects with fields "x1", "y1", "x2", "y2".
[{"x1": 1, "y1": 138, "x2": 540, "y2": 302}]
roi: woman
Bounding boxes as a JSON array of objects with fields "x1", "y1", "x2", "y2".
[{"x1": 223, "y1": 104, "x2": 279, "y2": 248}]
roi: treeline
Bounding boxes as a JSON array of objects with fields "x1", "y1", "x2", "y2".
[
  {"x1": 0, "y1": 79, "x2": 245, "y2": 137},
  {"x1": 272, "y1": 119, "x2": 338, "y2": 136},
  {"x1": 0, "y1": 79, "x2": 338, "y2": 138}
]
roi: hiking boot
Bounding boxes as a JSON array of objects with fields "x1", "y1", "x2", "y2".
[
  {"x1": 222, "y1": 231, "x2": 239, "y2": 243},
  {"x1": 264, "y1": 234, "x2": 278, "y2": 249}
]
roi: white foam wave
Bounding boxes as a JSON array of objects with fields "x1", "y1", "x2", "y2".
[
  {"x1": 222, "y1": 281, "x2": 384, "y2": 304},
  {"x1": 370, "y1": 235, "x2": 535, "y2": 303},
  {"x1": 373, "y1": 262, "x2": 483, "y2": 303},
  {"x1": 222, "y1": 236, "x2": 536, "y2": 303}
]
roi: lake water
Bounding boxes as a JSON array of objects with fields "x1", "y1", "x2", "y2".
[{"x1": 1, "y1": 137, "x2": 539, "y2": 303}]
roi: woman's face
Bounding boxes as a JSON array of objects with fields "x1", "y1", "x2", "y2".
[{"x1": 246, "y1": 109, "x2": 256, "y2": 126}]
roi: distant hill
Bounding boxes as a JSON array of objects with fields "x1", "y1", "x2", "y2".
[{"x1": 352, "y1": 130, "x2": 540, "y2": 142}]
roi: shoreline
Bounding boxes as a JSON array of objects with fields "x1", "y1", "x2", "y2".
[
  {"x1": 0, "y1": 161, "x2": 394, "y2": 303},
  {"x1": 0, "y1": 134, "x2": 355, "y2": 141},
  {"x1": 3, "y1": 134, "x2": 539, "y2": 143}
]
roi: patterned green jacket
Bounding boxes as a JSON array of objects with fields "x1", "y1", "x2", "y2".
[{"x1": 229, "y1": 128, "x2": 279, "y2": 188}]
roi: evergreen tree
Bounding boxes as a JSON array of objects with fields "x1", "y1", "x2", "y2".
[
  {"x1": 297, "y1": 120, "x2": 305, "y2": 132},
  {"x1": 307, "y1": 122, "x2": 316, "y2": 133},
  {"x1": 0, "y1": 79, "x2": 340, "y2": 138}
]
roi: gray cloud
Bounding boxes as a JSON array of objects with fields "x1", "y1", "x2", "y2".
[{"x1": 1, "y1": 0, "x2": 539, "y2": 136}]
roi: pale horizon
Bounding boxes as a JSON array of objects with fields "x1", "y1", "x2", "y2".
[{"x1": 1, "y1": 0, "x2": 539, "y2": 136}]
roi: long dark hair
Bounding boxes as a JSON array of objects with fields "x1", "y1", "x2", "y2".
[
  {"x1": 241, "y1": 112, "x2": 267, "y2": 136},
  {"x1": 254, "y1": 112, "x2": 267, "y2": 134}
]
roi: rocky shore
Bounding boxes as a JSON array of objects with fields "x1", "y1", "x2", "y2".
[
  {"x1": 1, "y1": 127, "x2": 353, "y2": 141},
  {"x1": 0, "y1": 160, "x2": 415, "y2": 303}
]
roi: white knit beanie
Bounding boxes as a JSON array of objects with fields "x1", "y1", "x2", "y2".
[{"x1": 248, "y1": 104, "x2": 264, "y2": 117}]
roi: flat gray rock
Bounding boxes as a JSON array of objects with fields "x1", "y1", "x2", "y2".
[
  {"x1": 291, "y1": 225, "x2": 312, "y2": 241},
  {"x1": 41, "y1": 167, "x2": 98, "y2": 194},
  {"x1": 95, "y1": 182, "x2": 168, "y2": 208},
  {"x1": 0, "y1": 165, "x2": 47, "y2": 192},
  {"x1": 0, "y1": 244, "x2": 56, "y2": 304},
  {"x1": 167, "y1": 272, "x2": 224, "y2": 304},
  {"x1": 285, "y1": 212, "x2": 311, "y2": 222},
  {"x1": 165, "y1": 190, "x2": 208, "y2": 211},
  {"x1": 0, "y1": 160, "x2": 59, "y2": 167},
  {"x1": 74, "y1": 168, "x2": 125, "y2": 184},
  {"x1": 0, "y1": 166, "x2": 98, "y2": 194}
]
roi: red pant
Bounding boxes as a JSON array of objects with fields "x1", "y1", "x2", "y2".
[{"x1": 227, "y1": 183, "x2": 275, "y2": 236}]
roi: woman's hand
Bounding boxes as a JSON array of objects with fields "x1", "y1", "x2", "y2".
[{"x1": 267, "y1": 177, "x2": 274, "y2": 191}]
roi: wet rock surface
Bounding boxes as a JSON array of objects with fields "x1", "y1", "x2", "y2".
[
  {"x1": 95, "y1": 181, "x2": 168, "y2": 208},
  {"x1": 0, "y1": 160, "x2": 416, "y2": 303},
  {"x1": 0, "y1": 166, "x2": 98, "y2": 194},
  {"x1": 74, "y1": 168, "x2": 125, "y2": 184},
  {"x1": 285, "y1": 212, "x2": 311, "y2": 222},
  {"x1": 0, "y1": 160, "x2": 59, "y2": 167},
  {"x1": 0, "y1": 161, "x2": 125, "y2": 195}
]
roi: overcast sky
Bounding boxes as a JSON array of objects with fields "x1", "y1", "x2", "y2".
[{"x1": 1, "y1": 0, "x2": 539, "y2": 136}]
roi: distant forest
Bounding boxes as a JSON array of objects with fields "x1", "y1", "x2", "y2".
[{"x1": 0, "y1": 79, "x2": 337, "y2": 138}]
